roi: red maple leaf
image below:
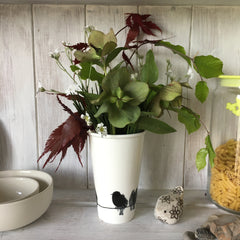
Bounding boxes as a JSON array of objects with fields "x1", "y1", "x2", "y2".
[
  {"x1": 62, "y1": 42, "x2": 89, "y2": 65},
  {"x1": 63, "y1": 42, "x2": 89, "y2": 51},
  {"x1": 125, "y1": 13, "x2": 162, "y2": 46},
  {"x1": 37, "y1": 96, "x2": 91, "y2": 171},
  {"x1": 122, "y1": 51, "x2": 134, "y2": 70}
]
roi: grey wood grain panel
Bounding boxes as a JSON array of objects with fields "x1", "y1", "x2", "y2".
[
  {"x1": 1, "y1": 0, "x2": 240, "y2": 6},
  {"x1": 139, "y1": 6, "x2": 192, "y2": 189},
  {"x1": 33, "y1": 4, "x2": 87, "y2": 188},
  {"x1": 0, "y1": 4, "x2": 37, "y2": 170}
]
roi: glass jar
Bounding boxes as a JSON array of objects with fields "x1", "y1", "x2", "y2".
[{"x1": 210, "y1": 75, "x2": 240, "y2": 214}]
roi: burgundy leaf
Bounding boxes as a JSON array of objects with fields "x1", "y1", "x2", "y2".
[
  {"x1": 145, "y1": 21, "x2": 162, "y2": 32},
  {"x1": 38, "y1": 96, "x2": 91, "y2": 171},
  {"x1": 122, "y1": 51, "x2": 134, "y2": 70},
  {"x1": 63, "y1": 42, "x2": 89, "y2": 51},
  {"x1": 140, "y1": 25, "x2": 156, "y2": 36},
  {"x1": 62, "y1": 42, "x2": 88, "y2": 65},
  {"x1": 56, "y1": 94, "x2": 86, "y2": 109},
  {"x1": 56, "y1": 95, "x2": 74, "y2": 116},
  {"x1": 135, "y1": 39, "x2": 160, "y2": 45},
  {"x1": 125, "y1": 27, "x2": 140, "y2": 47},
  {"x1": 73, "y1": 58, "x2": 81, "y2": 65},
  {"x1": 125, "y1": 13, "x2": 162, "y2": 46},
  {"x1": 38, "y1": 112, "x2": 89, "y2": 171},
  {"x1": 139, "y1": 14, "x2": 151, "y2": 20}
]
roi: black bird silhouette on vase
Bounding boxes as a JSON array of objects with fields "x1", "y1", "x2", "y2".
[
  {"x1": 129, "y1": 189, "x2": 138, "y2": 210},
  {"x1": 111, "y1": 189, "x2": 138, "y2": 215},
  {"x1": 112, "y1": 191, "x2": 128, "y2": 215}
]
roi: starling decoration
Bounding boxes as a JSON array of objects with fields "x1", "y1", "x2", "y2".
[
  {"x1": 129, "y1": 189, "x2": 138, "y2": 210},
  {"x1": 112, "y1": 191, "x2": 128, "y2": 215}
]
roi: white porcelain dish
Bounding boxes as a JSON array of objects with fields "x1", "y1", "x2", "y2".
[
  {"x1": 0, "y1": 177, "x2": 39, "y2": 203},
  {"x1": 0, "y1": 170, "x2": 53, "y2": 231}
]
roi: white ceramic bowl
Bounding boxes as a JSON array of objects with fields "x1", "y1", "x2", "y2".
[
  {"x1": 0, "y1": 170, "x2": 53, "y2": 231},
  {"x1": 0, "y1": 177, "x2": 39, "y2": 203}
]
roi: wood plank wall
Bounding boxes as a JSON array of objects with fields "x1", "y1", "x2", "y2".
[{"x1": 1, "y1": 4, "x2": 239, "y2": 190}]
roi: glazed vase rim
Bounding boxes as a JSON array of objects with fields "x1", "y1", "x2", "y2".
[{"x1": 88, "y1": 131, "x2": 145, "y2": 139}]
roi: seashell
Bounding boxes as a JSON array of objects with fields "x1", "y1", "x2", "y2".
[{"x1": 204, "y1": 214, "x2": 240, "y2": 240}]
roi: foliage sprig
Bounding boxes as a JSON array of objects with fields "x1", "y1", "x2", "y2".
[{"x1": 38, "y1": 13, "x2": 223, "y2": 171}]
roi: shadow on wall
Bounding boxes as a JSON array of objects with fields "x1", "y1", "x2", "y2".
[{"x1": 0, "y1": 120, "x2": 13, "y2": 170}]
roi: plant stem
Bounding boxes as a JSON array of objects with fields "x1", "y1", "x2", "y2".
[
  {"x1": 111, "y1": 126, "x2": 116, "y2": 135},
  {"x1": 199, "y1": 118, "x2": 210, "y2": 135},
  {"x1": 115, "y1": 25, "x2": 128, "y2": 36},
  {"x1": 56, "y1": 60, "x2": 77, "y2": 84}
]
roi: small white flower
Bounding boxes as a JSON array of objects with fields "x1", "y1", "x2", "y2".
[
  {"x1": 49, "y1": 49, "x2": 60, "y2": 60},
  {"x1": 62, "y1": 41, "x2": 71, "y2": 46},
  {"x1": 65, "y1": 84, "x2": 80, "y2": 95},
  {"x1": 38, "y1": 81, "x2": 42, "y2": 89},
  {"x1": 81, "y1": 112, "x2": 92, "y2": 126},
  {"x1": 82, "y1": 46, "x2": 91, "y2": 53},
  {"x1": 75, "y1": 69, "x2": 81, "y2": 75},
  {"x1": 36, "y1": 81, "x2": 45, "y2": 93},
  {"x1": 186, "y1": 66, "x2": 194, "y2": 80},
  {"x1": 131, "y1": 73, "x2": 138, "y2": 80},
  {"x1": 96, "y1": 123, "x2": 107, "y2": 137},
  {"x1": 84, "y1": 25, "x2": 95, "y2": 35}
]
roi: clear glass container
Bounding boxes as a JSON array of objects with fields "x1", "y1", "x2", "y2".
[{"x1": 210, "y1": 75, "x2": 240, "y2": 214}]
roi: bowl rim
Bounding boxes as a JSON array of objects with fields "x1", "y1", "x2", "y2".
[
  {"x1": 0, "y1": 170, "x2": 53, "y2": 207},
  {"x1": 0, "y1": 176, "x2": 40, "y2": 204}
]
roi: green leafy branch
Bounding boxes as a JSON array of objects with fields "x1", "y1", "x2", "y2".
[{"x1": 42, "y1": 15, "x2": 224, "y2": 171}]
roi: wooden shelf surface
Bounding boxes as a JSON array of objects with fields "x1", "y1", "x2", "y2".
[{"x1": 0, "y1": 189, "x2": 228, "y2": 240}]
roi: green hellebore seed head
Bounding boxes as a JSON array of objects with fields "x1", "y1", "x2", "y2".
[
  {"x1": 116, "y1": 87, "x2": 124, "y2": 99},
  {"x1": 109, "y1": 96, "x2": 117, "y2": 103},
  {"x1": 116, "y1": 100, "x2": 123, "y2": 109}
]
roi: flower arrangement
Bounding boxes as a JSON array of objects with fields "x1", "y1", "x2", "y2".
[{"x1": 38, "y1": 13, "x2": 223, "y2": 171}]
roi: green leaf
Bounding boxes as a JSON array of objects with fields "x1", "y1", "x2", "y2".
[
  {"x1": 88, "y1": 30, "x2": 105, "y2": 48},
  {"x1": 103, "y1": 28, "x2": 117, "y2": 46},
  {"x1": 124, "y1": 81, "x2": 149, "y2": 106},
  {"x1": 155, "y1": 41, "x2": 191, "y2": 66},
  {"x1": 195, "y1": 81, "x2": 209, "y2": 103},
  {"x1": 74, "y1": 47, "x2": 100, "y2": 62},
  {"x1": 194, "y1": 55, "x2": 223, "y2": 79},
  {"x1": 94, "y1": 102, "x2": 109, "y2": 117},
  {"x1": 159, "y1": 81, "x2": 182, "y2": 101},
  {"x1": 205, "y1": 135, "x2": 216, "y2": 168},
  {"x1": 102, "y1": 67, "x2": 130, "y2": 93},
  {"x1": 108, "y1": 104, "x2": 141, "y2": 128},
  {"x1": 70, "y1": 65, "x2": 80, "y2": 72},
  {"x1": 90, "y1": 91, "x2": 107, "y2": 105},
  {"x1": 88, "y1": 28, "x2": 117, "y2": 54},
  {"x1": 150, "y1": 97, "x2": 162, "y2": 117},
  {"x1": 81, "y1": 92, "x2": 99, "y2": 102},
  {"x1": 106, "y1": 47, "x2": 126, "y2": 66},
  {"x1": 196, "y1": 148, "x2": 208, "y2": 171},
  {"x1": 178, "y1": 106, "x2": 201, "y2": 134},
  {"x1": 140, "y1": 50, "x2": 159, "y2": 84},
  {"x1": 102, "y1": 41, "x2": 117, "y2": 56},
  {"x1": 170, "y1": 96, "x2": 182, "y2": 108},
  {"x1": 79, "y1": 62, "x2": 104, "y2": 82},
  {"x1": 137, "y1": 116, "x2": 176, "y2": 134}
]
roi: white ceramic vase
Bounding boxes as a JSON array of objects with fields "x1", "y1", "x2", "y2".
[{"x1": 89, "y1": 131, "x2": 145, "y2": 224}]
